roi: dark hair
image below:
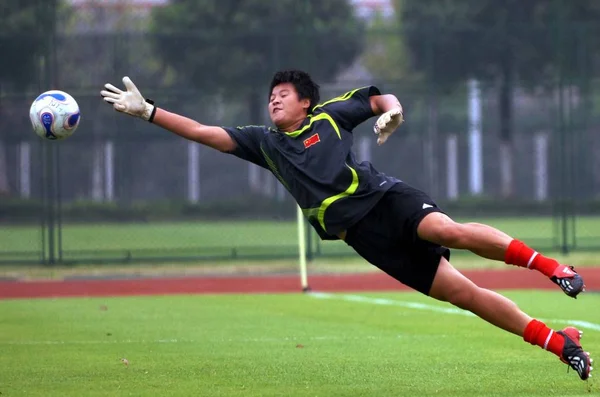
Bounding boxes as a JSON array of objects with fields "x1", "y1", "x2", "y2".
[{"x1": 269, "y1": 70, "x2": 320, "y2": 113}]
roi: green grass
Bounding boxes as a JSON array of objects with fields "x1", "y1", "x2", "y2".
[
  {"x1": 0, "y1": 217, "x2": 600, "y2": 251},
  {"x1": 4, "y1": 216, "x2": 600, "y2": 254},
  {"x1": 3, "y1": 250, "x2": 600, "y2": 282},
  {"x1": 0, "y1": 221, "x2": 301, "y2": 257},
  {"x1": 2, "y1": 216, "x2": 600, "y2": 277},
  {"x1": 1, "y1": 291, "x2": 599, "y2": 396}
]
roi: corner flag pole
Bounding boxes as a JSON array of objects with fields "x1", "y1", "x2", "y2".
[{"x1": 296, "y1": 205, "x2": 311, "y2": 292}]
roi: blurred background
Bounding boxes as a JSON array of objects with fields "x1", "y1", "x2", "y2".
[{"x1": 1, "y1": 0, "x2": 600, "y2": 273}]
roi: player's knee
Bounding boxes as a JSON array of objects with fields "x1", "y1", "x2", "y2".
[
  {"x1": 444, "y1": 285, "x2": 477, "y2": 309},
  {"x1": 441, "y1": 223, "x2": 466, "y2": 247},
  {"x1": 425, "y1": 220, "x2": 465, "y2": 248},
  {"x1": 417, "y1": 213, "x2": 465, "y2": 248}
]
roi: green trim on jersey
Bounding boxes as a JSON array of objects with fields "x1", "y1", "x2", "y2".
[
  {"x1": 225, "y1": 85, "x2": 390, "y2": 240},
  {"x1": 236, "y1": 125, "x2": 277, "y2": 133},
  {"x1": 302, "y1": 163, "x2": 359, "y2": 232},
  {"x1": 260, "y1": 144, "x2": 290, "y2": 190},
  {"x1": 284, "y1": 113, "x2": 341, "y2": 140},
  {"x1": 311, "y1": 87, "x2": 369, "y2": 112}
]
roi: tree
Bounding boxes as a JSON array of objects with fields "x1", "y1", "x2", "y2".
[
  {"x1": 0, "y1": 0, "x2": 58, "y2": 91},
  {"x1": 150, "y1": 0, "x2": 365, "y2": 122},
  {"x1": 53, "y1": 1, "x2": 181, "y2": 204},
  {"x1": 360, "y1": 10, "x2": 410, "y2": 83},
  {"x1": 401, "y1": 0, "x2": 600, "y2": 197},
  {"x1": 0, "y1": 0, "x2": 58, "y2": 196}
]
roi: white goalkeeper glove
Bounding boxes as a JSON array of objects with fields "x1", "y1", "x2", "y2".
[
  {"x1": 373, "y1": 107, "x2": 404, "y2": 146},
  {"x1": 100, "y1": 77, "x2": 156, "y2": 122}
]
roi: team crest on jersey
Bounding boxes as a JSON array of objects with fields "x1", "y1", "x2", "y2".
[{"x1": 303, "y1": 133, "x2": 321, "y2": 149}]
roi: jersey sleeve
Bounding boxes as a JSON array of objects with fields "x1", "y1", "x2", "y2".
[
  {"x1": 222, "y1": 125, "x2": 269, "y2": 168},
  {"x1": 313, "y1": 86, "x2": 381, "y2": 132}
]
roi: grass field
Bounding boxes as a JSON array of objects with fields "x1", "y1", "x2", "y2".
[
  {"x1": 2, "y1": 216, "x2": 600, "y2": 279},
  {"x1": 1, "y1": 291, "x2": 598, "y2": 396},
  {"x1": 2, "y1": 216, "x2": 600, "y2": 257}
]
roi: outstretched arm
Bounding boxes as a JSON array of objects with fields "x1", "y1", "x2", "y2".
[
  {"x1": 370, "y1": 94, "x2": 402, "y2": 116},
  {"x1": 370, "y1": 94, "x2": 404, "y2": 146},
  {"x1": 151, "y1": 108, "x2": 235, "y2": 152},
  {"x1": 101, "y1": 77, "x2": 236, "y2": 152}
]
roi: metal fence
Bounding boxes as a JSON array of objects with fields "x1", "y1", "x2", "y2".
[{"x1": 2, "y1": 20, "x2": 600, "y2": 265}]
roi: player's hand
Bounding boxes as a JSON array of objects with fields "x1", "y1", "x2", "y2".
[
  {"x1": 374, "y1": 107, "x2": 404, "y2": 146},
  {"x1": 100, "y1": 77, "x2": 155, "y2": 121}
]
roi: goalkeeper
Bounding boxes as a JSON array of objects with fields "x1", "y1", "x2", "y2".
[{"x1": 101, "y1": 70, "x2": 591, "y2": 380}]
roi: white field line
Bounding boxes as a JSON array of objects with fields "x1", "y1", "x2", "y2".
[
  {"x1": 309, "y1": 292, "x2": 600, "y2": 332},
  {"x1": 5, "y1": 294, "x2": 597, "y2": 346},
  {"x1": 0, "y1": 334, "x2": 446, "y2": 346}
]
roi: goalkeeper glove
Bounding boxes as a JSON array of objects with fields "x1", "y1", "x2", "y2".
[
  {"x1": 373, "y1": 107, "x2": 404, "y2": 146},
  {"x1": 100, "y1": 77, "x2": 156, "y2": 122}
]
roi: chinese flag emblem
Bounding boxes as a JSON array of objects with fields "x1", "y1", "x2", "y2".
[{"x1": 303, "y1": 133, "x2": 321, "y2": 149}]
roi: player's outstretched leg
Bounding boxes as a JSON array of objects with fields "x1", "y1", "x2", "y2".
[
  {"x1": 556, "y1": 327, "x2": 593, "y2": 380},
  {"x1": 523, "y1": 320, "x2": 593, "y2": 380},
  {"x1": 504, "y1": 239, "x2": 585, "y2": 298},
  {"x1": 428, "y1": 257, "x2": 593, "y2": 380},
  {"x1": 417, "y1": 213, "x2": 585, "y2": 298}
]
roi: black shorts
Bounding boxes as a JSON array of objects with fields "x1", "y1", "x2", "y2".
[{"x1": 344, "y1": 182, "x2": 450, "y2": 295}]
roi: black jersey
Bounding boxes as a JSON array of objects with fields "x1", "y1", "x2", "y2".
[{"x1": 223, "y1": 86, "x2": 400, "y2": 240}]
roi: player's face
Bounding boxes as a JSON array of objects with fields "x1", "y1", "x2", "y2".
[{"x1": 268, "y1": 83, "x2": 309, "y2": 129}]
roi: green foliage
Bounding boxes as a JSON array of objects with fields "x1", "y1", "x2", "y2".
[
  {"x1": 361, "y1": 12, "x2": 411, "y2": 82},
  {"x1": 400, "y1": 0, "x2": 600, "y2": 91},
  {"x1": 0, "y1": 0, "x2": 58, "y2": 91},
  {"x1": 150, "y1": 0, "x2": 365, "y2": 96},
  {"x1": 54, "y1": 2, "x2": 163, "y2": 91}
]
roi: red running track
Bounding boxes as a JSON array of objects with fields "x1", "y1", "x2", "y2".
[{"x1": 1, "y1": 267, "x2": 600, "y2": 299}]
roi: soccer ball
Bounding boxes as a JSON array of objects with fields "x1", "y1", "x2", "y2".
[{"x1": 29, "y1": 90, "x2": 81, "y2": 140}]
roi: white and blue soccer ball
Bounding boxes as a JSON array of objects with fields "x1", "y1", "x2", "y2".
[{"x1": 29, "y1": 90, "x2": 81, "y2": 140}]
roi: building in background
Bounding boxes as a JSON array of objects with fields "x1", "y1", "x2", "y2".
[
  {"x1": 67, "y1": 0, "x2": 393, "y2": 23},
  {"x1": 68, "y1": 0, "x2": 167, "y2": 8},
  {"x1": 350, "y1": 0, "x2": 393, "y2": 19},
  {"x1": 65, "y1": 0, "x2": 167, "y2": 32}
]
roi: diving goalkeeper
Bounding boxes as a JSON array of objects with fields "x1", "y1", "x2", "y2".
[{"x1": 101, "y1": 70, "x2": 592, "y2": 381}]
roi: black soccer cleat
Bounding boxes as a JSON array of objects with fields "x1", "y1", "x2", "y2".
[
  {"x1": 558, "y1": 327, "x2": 593, "y2": 381},
  {"x1": 550, "y1": 265, "x2": 585, "y2": 298}
]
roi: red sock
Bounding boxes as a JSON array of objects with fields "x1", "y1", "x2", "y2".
[
  {"x1": 504, "y1": 239, "x2": 560, "y2": 277},
  {"x1": 523, "y1": 319, "x2": 564, "y2": 358}
]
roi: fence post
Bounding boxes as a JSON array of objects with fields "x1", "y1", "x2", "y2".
[{"x1": 42, "y1": 141, "x2": 60, "y2": 265}]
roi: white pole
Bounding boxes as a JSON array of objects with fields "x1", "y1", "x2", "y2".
[
  {"x1": 534, "y1": 132, "x2": 548, "y2": 201},
  {"x1": 358, "y1": 135, "x2": 371, "y2": 163},
  {"x1": 296, "y1": 205, "x2": 310, "y2": 292},
  {"x1": 187, "y1": 142, "x2": 200, "y2": 203},
  {"x1": 446, "y1": 134, "x2": 458, "y2": 200},
  {"x1": 92, "y1": 143, "x2": 103, "y2": 201},
  {"x1": 19, "y1": 142, "x2": 31, "y2": 198},
  {"x1": 468, "y1": 79, "x2": 483, "y2": 195},
  {"x1": 265, "y1": 171, "x2": 275, "y2": 197},
  {"x1": 248, "y1": 163, "x2": 260, "y2": 192},
  {"x1": 104, "y1": 141, "x2": 114, "y2": 201}
]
